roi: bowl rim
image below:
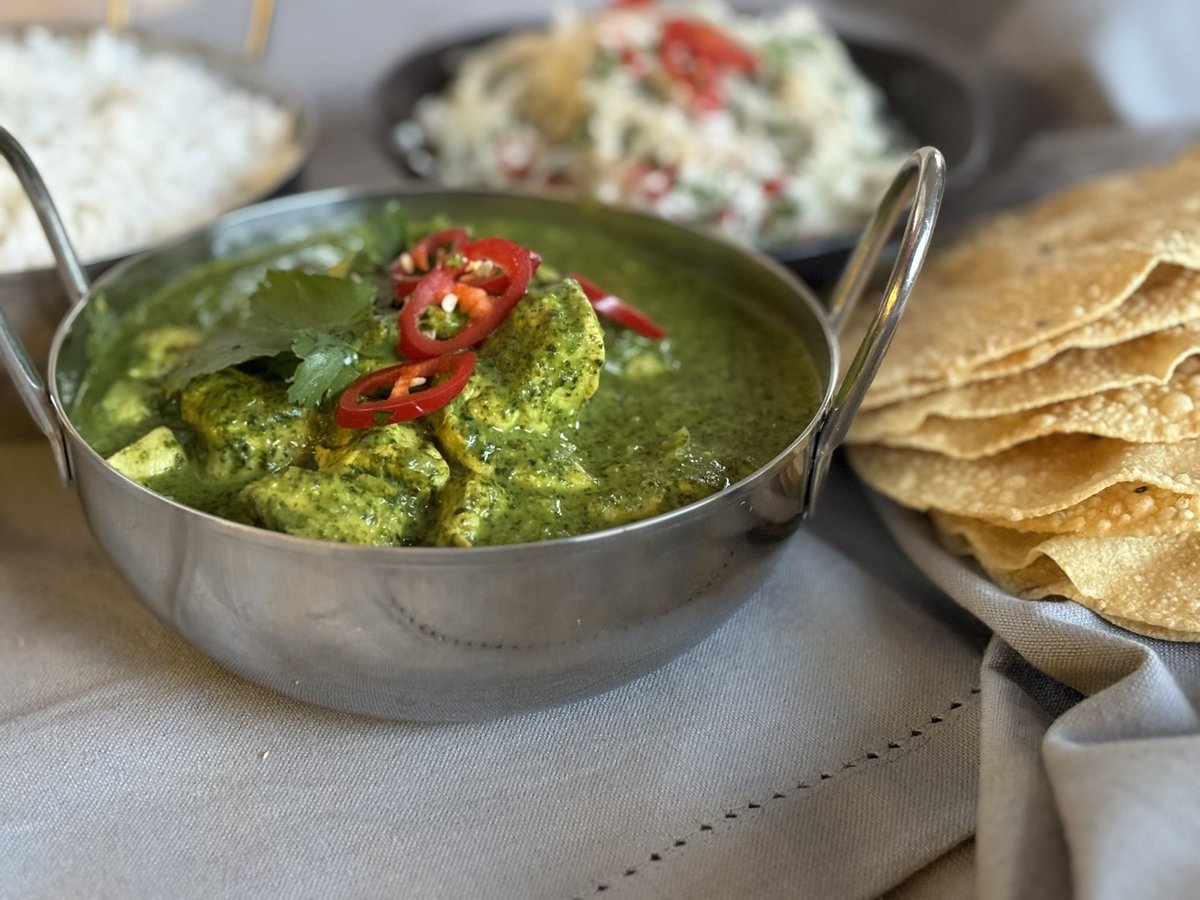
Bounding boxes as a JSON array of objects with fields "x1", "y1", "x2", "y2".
[{"x1": 47, "y1": 182, "x2": 842, "y2": 557}]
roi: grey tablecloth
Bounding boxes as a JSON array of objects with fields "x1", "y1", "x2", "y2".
[
  {"x1": 0, "y1": 430, "x2": 986, "y2": 898},
  {"x1": 7, "y1": 0, "x2": 1200, "y2": 896}
]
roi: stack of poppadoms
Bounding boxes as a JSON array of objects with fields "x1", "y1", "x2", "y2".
[{"x1": 845, "y1": 147, "x2": 1200, "y2": 641}]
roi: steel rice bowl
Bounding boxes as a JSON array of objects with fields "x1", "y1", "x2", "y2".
[
  {"x1": 0, "y1": 23, "x2": 317, "y2": 354},
  {"x1": 6, "y1": 149, "x2": 943, "y2": 721}
]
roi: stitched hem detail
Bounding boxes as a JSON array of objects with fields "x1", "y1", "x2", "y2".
[{"x1": 576, "y1": 686, "x2": 981, "y2": 896}]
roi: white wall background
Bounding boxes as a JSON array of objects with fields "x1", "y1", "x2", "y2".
[
  {"x1": 5, "y1": 0, "x2": 1199, "y2": 199},
  {"x1": 6, "y1": 0, "x2": 1200, "y2": 129}
]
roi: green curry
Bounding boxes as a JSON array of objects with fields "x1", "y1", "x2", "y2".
[{"x1": 73, "y1": 205, "x2": 822, "y2": 546}]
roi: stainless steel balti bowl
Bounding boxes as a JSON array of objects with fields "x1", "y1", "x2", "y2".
[{"x1": 0, "y1": 128, "x2": 943, "y2": 721}]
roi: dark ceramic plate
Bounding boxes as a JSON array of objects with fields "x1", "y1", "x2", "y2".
[{"x1": 374, "y1": 21, "x2": 991, "y2": 286}]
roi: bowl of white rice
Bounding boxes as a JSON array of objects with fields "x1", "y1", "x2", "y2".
[
  {"x1": 0, "y1": 23, "x2": 314, "y2": 386},
  {"x1": 376, "y1": 2, "x2": 988, "y2": 283},
  {"x1": 0, "y1": 24, "x2": 314, "y2": 281}
]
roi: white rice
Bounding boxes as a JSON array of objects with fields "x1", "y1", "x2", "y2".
[{"x1": 0, "y1": 27, "x2": 300, "y2": 274}]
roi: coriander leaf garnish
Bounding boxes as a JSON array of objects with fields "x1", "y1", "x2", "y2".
[
  {"x1": 166, "y1": 270, "x2": 376, "y2": 394},
  {"x1": 252, "y1": 270, "x2": 376, "y2": 328},
  {"x1": 288, "y1": 330, "x2": 363, "y2": 406}
]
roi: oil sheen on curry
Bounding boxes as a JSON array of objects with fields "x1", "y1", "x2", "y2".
[{"x1": 73, "y1": 206, "x2": 821, "y2": 547}]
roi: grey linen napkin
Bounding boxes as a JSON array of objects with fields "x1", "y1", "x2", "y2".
[{"x1": 876, "y1": 496, "x2": 1200, "y2": 900}]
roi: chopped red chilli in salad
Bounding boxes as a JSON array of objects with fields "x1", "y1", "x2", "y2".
[
  {"x1": 659, "y1": 16, "x2": 758, "y2": 111},
  {"x1": 335, "y1": 352, "x2": 478, "y2": 428}
]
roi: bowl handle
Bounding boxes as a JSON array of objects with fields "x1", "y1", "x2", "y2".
[
  {"x1": 803, "y1": 146, "x2": 945, "y2": 516},
  {"x1": 0, "y1": 127, "x2": 92, "y2": 484}
]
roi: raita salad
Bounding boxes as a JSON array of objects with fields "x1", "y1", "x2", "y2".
[{"x1": 411, "y1": 0, "x2": 912, "y2": 247}]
